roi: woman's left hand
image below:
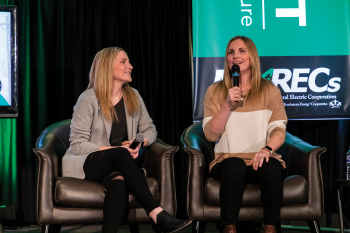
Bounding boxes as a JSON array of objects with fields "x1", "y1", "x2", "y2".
[{"x1": 247, "y1": 149, "x2": 270, "y2": 171}]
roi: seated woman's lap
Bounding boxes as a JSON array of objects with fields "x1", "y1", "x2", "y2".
[
  {"x1": 210, "y1": 157, "x2": 285, "y2": 185},
  {"x1": 83, "y1": 147, "x2": 130, "y2": 183}
]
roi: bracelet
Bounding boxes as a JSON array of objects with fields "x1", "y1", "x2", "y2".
[{"x1": 262, "y1": 148, "x2": 270, "y2": 153}]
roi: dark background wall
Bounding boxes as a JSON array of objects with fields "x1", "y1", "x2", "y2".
[{"x1": 0, "y1": 0, "x2": 349, "y2": 225}]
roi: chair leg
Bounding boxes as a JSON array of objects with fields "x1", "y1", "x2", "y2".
[
  {"x1": 192, "y1": 221, "x2": 207, "y2": 233},
  {"x1": 276, "y1": 221, "x2": 282, "y2": 233},
  {"x1": 306, "y1": 220, "x2": 321, "y2": 233},
  {"x1": 129, "y1": 223, "x2": 139, "y2": 233},
  {"x1": 41, "y1": 224, "x2": 62, "y2": 233},
  {"x1": 192, "y1": 221, "x2": 197, "y2": 233}
]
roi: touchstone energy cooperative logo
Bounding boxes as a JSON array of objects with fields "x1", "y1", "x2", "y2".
[{"x1": 329, "y1": 99, "x2": 342, "y2": 108}]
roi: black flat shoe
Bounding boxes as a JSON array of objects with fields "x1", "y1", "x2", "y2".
[{"x1": 153, "y1": 210, "x2": 192, "y2": 233}]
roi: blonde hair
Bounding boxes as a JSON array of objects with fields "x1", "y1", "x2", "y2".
[
  {"x1": 214, "y1": 36, "x2": 272, "y2": 105},
  {"x1": 87, "y1": 47, "x2": 139, "y2": 122}
]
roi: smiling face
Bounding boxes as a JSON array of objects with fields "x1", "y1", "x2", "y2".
[
  {"x1": 113, "y1": 50, "x2": 133, "y2": 84},
  {"x1": 226, "y1": 39, "x2": 251, "y2": 75}
]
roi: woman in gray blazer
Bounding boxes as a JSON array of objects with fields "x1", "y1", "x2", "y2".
[{"x1": 62, "y1": 47, "x2": 191, "y2": 233}]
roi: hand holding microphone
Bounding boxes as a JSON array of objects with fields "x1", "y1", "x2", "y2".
[
  {"x1": 129, "y1": 133, "x2": 144, "y2": 149},
  {"x1": 226, "y1": 64, "x2": 241, "y2": 105}
]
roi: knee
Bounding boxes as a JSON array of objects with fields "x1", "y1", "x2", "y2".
[
  {"x1": 112, "y1": 175, "x2": 124, "y2": 180},
  {"x1": 259, "y1": 158, "x2": 284, "y2": 177},
  {"x1": 221, "y1": 157, "x2": 247, "y2": 177},
  {"x1": 103, "y1": 147, "x2": 131, "y2": 161},
  {"x1": 103, "y1": 171, "x2": 126, "y2": 188},
  {"x1": 105, "y1": 178, "x2": 127, "y2": 190}
]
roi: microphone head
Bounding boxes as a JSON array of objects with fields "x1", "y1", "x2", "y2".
[
  {"x1": 135, "y1": 133, "x2": 145, "y2": 142},
  {"x1": 231, "y1": 64, "x2": 240, "y2": 74},
  {"x1": 231, "y1": 64, "x2": 240, "y2": 87}
]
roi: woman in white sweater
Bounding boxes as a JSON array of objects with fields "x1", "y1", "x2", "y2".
[{"x1": 203, "y1": 36, "x2": 288, "y2": 233}]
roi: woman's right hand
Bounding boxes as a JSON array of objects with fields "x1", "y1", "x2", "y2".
[
  {"x1": 121, "y1": 140, "x2": 140, "y2": 159},
  {"x1": 225, "y1": 86, "x2": 241, "y2": 107}
]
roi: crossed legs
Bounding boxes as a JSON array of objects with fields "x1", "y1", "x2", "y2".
[{"x1": 83, "y1": 147, "x2": 159, "y2": 232}]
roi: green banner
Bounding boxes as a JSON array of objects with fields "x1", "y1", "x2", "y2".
[{"x1": 193, "y1": 0, "x2": 350, "y2": 57}]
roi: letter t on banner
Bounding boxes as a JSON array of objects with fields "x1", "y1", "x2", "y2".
[{"x1": 275, "y1": 0, "x2": 306, "y2": 26}]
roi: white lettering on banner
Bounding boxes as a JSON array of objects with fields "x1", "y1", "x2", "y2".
[
  {"x1": 214, "y1": 69, "x2": 224, "y2": 82},
  {"x1": 328, "y1": 77, "x2": 341, "y2": 92},
  {"x1": 290, "y1": 68, "x2": 309, "y2": 92},
  {"x1": 290, "y1": 94, "x2": 307, "y2": 99},
  {"x1": 275, "y1": 0, "x2": 306, "y2": 26},
  {"x1": 241, "y1": 0, "x2": 251, "y2": 7},
  {"x1": 300, "y1": 102, "x2": 310, "y2": 106},
  {"x1": 271, "y1": 69, "x2": 292, "y2": 92},
  {"x1": 271, "y1": 68, "x2": 342, "y2": 93},
  {"x1": 308, "y1": 68, "x2": 329, "y2": 92},
  {"x1": 298, "y1": 102, "x2": 329, "y2": 107},
  {"x1": 311, "y1": 102, "x2": 328, "y2": 106},
  {"x1": 284, "y1": 103, "x2": 300, "y2": 106},
  {"x1": 307, "y1": 68, "x2": 340, "y2": 93},
  {"x1": 241, "y1": 16, "x2": 252, "y2": 26},
  {"x1": 215, "y1": 68, "x2": 341, "y2": 94},
  {"x1": 241, "y1": 1, "x2": 252, "y2": 26},
  {"x1": 307, "y1": 94, "x2": 336, "y2": 100}
]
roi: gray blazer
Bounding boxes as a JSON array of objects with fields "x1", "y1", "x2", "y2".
[{"x1": 62, "y1": 88, "x2": 157, "y2": 179}]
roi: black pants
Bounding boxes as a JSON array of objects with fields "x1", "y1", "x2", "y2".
[
  {"x1": 83, "y1": 147, "x2": 159, "y2": 233},
  {"x1": 209, "y1": 157, "x2": 285, "y2": 226}
]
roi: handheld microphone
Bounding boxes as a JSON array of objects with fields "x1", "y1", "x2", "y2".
[
  {"x1": 231, "y1": 64, "x2": 240, "y2": 87},
  {"x1": 129, "y1": 133, "x2": 144, "y2": 149}
]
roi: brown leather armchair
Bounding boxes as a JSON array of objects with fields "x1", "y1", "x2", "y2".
[
  {"x1": 33, "y1": 119, "x2": 178, "y2": 233},
  {"x1": 180, "y1": 122, "x2": 327, "y2": 233}
]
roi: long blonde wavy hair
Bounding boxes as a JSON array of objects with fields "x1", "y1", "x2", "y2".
[
  {"x1": 214, "y1": 36, "x2": 272, "y2": 105},
  {"x1": 87, "y1": 47, "x2": 139, "y2": 122}
]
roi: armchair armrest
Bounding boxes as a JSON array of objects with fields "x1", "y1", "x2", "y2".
[
  {"x1": 181, "y1": 147, "x2": 206, "y2": 220},
  {"x1": 180, "y1": 122, "x2": 214, "y2": 220},
  {"x1": 143, "y1": 138, "x2": 179, "y2": 215},
  {"x1": 33, "y1": 143, "x2": 60, "y2": 224},
  {"x1": 277, "y1": 132, "x2": 327, "y2": 219}
]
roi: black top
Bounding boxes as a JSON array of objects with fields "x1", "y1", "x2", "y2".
[{"x1": 110, "y1": 97, "x2": 128, "y2": 146}]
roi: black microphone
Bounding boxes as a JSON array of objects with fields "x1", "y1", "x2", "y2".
[
  {"x1": 231, "y1": 64, "x2": 240, "y2": 87},
  {"x1": 129, "y1": 133, "x2": 144, "y2": 149}
]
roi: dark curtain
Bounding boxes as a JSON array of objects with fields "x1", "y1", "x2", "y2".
[
  {"x1": 0, "y1": 0, "x2": 349, "y2": 226},
  {"x1": 1, "y1": 0, "x2": 193, "y2": 222}
]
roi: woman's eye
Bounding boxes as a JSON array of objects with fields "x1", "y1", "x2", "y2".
[
  {"x1": 228, "y1": 51, "x2": 233, "y2": 55},
  {"x1": 240, "y1": 50, "x2": 245, "y2": 53},
  {"x1": 121, "y1": 61, "x2": 125, "y2": 64}
]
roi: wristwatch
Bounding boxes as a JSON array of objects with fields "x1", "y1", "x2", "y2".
[{"x1": 263, "y1": 145, "x2": 273, "y2": 154}]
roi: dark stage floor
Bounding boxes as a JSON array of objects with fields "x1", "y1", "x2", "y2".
[{"x1": 2, "y1": 222, "x2": 343, "y2": 233}]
